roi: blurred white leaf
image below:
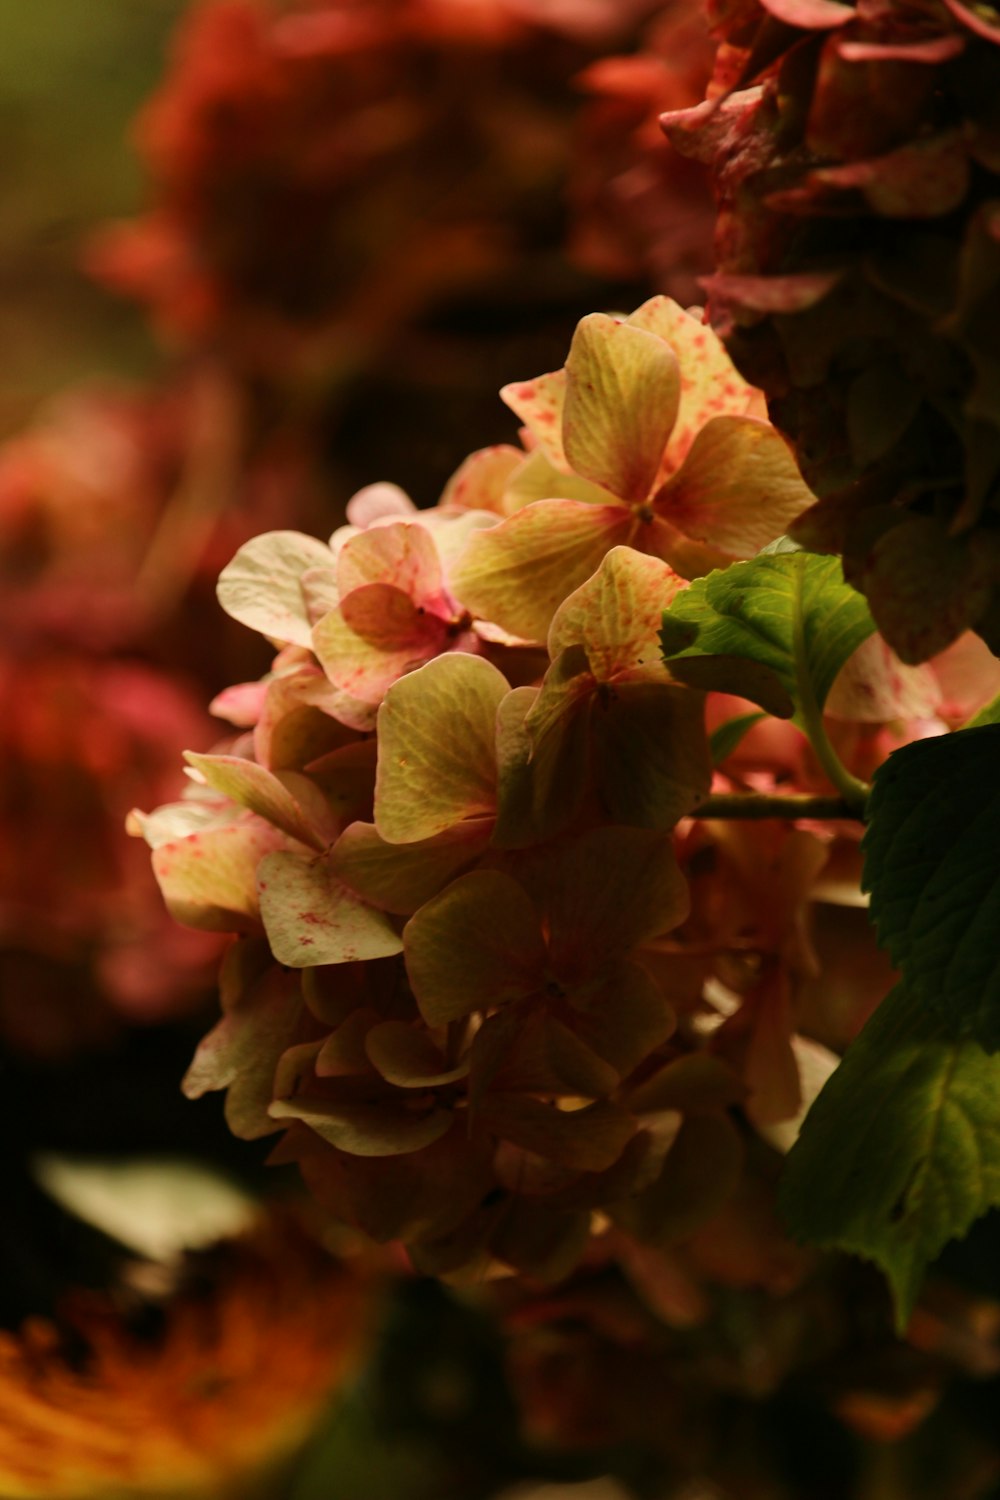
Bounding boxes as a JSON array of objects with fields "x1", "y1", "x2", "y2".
[{"x1": 33, "y1": 1154, "x2": 255, "y2": 1260}]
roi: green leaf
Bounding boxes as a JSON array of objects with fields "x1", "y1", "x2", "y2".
[
  {"x1": 257, "y1": 850, "x2": 403, "y2": 967},
  {"x1": 664, "y1": 653, "x2": 795, "y2": 719},
  {"x1": 780, "y1": 982, "x2": 1000, "y2": 1329},
  {"x1": 862, "y1": 724, "x2": 1000, "y2": 1047},
  {"x1": 709, "y1": 711, "x2": 767, "y2": 765},
  {"x1": 966, "y1": 692, "x2": 1000, "y2": 728},
  {"x1": 660, "y1": 551, "x2": 876, "y2": 724},
  {"x1": 217, "y1": 530, "x2": 334, "y2": 647}
]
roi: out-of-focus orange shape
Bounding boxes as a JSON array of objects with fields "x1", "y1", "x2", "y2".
[
  {"x1": 0, "y1": 1214, "x2": 373, "y2": 1498},
  {"x1": 833, "y1": 1388, "x2": 940, "y2": 1445}
]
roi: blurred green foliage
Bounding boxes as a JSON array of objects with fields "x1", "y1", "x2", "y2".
[{"x1": 0, "y1": 0, "x2": 184, "y2": 428}]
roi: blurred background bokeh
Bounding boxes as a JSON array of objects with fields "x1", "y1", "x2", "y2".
[{"x1": 0, "y1": 0, "x2": 186, "y2": 427}]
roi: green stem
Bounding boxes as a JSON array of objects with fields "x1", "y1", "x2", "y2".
[
  {"x1": 791, "y1": 554, "x2": 871, "y2": 816},
  {"x1": 691, "y1": 792, "x2": 862, "y2": 821}
]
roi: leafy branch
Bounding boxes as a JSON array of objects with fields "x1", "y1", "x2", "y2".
[
  {"x1": 789, "y1": 553, "x2": 870, "y2": 814},
  {"x1": 690, "y1": 791, "x2": 862, "y2": 821},
  {"x1": 661, "y1": 550, "x2": 1000, "y2": 1324},
  {"x1": 660, "y1": 547, "x2": 874, "y2": 815},
  {"x1": 782, "y1": 722, "x2": 1000, "y2": 1325}
]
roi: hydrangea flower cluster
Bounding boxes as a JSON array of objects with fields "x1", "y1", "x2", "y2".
[
  {"x1": 570, "y1": 0, "x2": 716, "y2": 302},
  {"x1": 664, "y1": 0, "x2": 1000, "y2": 661},
  {"x1": 136, "y1": 298, "x2": 998, "y2": 1280},
  {"x1": 88, "y1": 0, "x2": 715, "y2": 393}
]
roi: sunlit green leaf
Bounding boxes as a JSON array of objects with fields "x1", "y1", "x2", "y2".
[
  {"x1": 660, "y1": 550, "x2": 876, "y2": 722},
  {"x1": 966, "y1": 691, "x2": 1000, "y2": 727}
]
